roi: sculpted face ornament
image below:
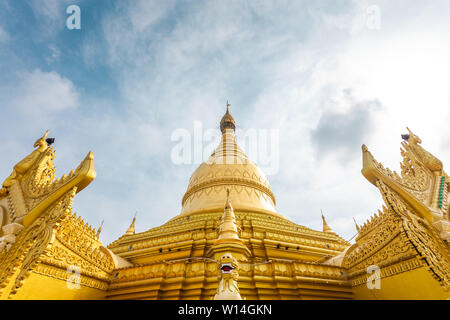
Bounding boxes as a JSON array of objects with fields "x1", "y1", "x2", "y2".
[
  {"x1": 219, "y1": 253, "x2": 237, "y2": 275},
  {"x1": 220, "y1": 262, "x2": 234, "y2": 274},
  {"x1": 213, "y1": 253, "x2": 242, "y2": 300}
]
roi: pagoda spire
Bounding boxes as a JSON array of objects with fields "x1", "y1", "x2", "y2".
[
  {"x1": 321, "y1": 210, "x2": 333, "y2": 233},
  {"x1": 353, "y1": 217, "x2": 360, "y2": 232},
  {"x1": 217, "y1": 189, "x2": 240, "y2": 241},
  {"x1": 125, "y1": 213, "x2": 137, "y2": 235},
  {"x1": 96, "y1": 220, "x2": 104, "y2": 238},
  {"x1": 208, "y1": 188, "x2": 251, "y2": 260}
]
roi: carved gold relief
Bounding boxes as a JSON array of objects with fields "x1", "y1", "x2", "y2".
[
  {"x1": 0, "y1": 188, "x2": 76, "y2": 298},
  {"x1": 345, "y1": 177, "x2": 450, "y2": 290}
]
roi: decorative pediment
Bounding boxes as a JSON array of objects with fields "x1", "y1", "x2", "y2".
[
  {"x1": 361, "y1": 128, "x2": 449, "y2": 223},
  {"x1": 0, "y1": 130, "x2": 96, "y2": 227}
]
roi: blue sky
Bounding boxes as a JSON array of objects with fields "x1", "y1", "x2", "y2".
[{"x1": 1, "y1": 0, "x2": 450, "y2": 244}]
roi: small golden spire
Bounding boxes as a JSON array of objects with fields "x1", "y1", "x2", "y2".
[
  {"x1": 217, "y1": 189, "x2": 240, "y2": 241},
  {"x1": 96, "y1": 220, "x2": 104, "y2": 238},
  {"x1": 125, "y1": 212, "x2": 137, "y2": 235},
  {"x1": 321, "y1": 210, "x2": 333, "y2": 233},
  {"x1": 353, "y1": 217, "x2": 360, "y2": 232}
]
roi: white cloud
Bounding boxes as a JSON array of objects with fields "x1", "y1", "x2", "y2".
[
  {"x1": 46, "y1": 44, "x2": 61, "y2": 63},
  {"x1": 311, "y1": 93, "x2": 381, "y2": 163},
  {"x1": 128, "y1": 0, "x2": 175, "y2": 32},
  {"x1": 27, "y1": 0, "x2": 65, "y2": 22},
  {"x1": 26, "y1": 0, "x2": 70, "y2": 39},
  {"x1": 10, "y1": 69, "x2": 79, "y2": 113}
]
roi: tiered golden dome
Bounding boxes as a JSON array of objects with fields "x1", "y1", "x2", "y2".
[{"x1": 179, "y1": 105, "x2": 284, "y2": 219}]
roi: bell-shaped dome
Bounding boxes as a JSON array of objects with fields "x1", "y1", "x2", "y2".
[{"x1": 179, "y1": 106, "x2": 284, "y2": 219}]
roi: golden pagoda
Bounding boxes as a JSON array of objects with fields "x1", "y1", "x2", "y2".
[{"x1": 0, "y1": 109, "x2": 448, "y2": 300}]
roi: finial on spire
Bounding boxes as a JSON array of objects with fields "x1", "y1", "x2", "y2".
[
  {"x1": 353, "y1": 217, "x2": 360, "y2": 232},
  {"x1": 321, "y1": 210, "x2": 333, "y2": 233},
  {"x1": 96, "y1": 220, "x2": 104, "y2": 237},
  {"x1": 220, "y1": 101, "x2": 236, "y2": 133},
  {"x1": 217, "y1": 189, "x2": 240, "y2": 242},
  {"x1": 125, "y1": 212, "x2": 137, "y2": 235}
]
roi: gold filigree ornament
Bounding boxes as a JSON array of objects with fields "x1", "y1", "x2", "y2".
[
  {"x1": 0, "y1": 131, "x2": 50, "y2": 197},
  {"x1": 0, "y1": 187, "x2": 76, "y2": 298},
  {"x1": 377, "y1": 180, "x2": 450, "y2": 290},
  {"x1": 403, "y1": 216, "x2": 450, "y2": 289}
]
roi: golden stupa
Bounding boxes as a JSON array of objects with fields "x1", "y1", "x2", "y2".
[{"x1": 0, "y1": 108, "x2": 449, "y2": 300}]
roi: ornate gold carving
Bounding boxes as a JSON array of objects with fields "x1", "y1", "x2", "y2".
[
  {"x1": 108, "y1": 211, "x2": 348, "y2": 258},
  {"x1": 214, "y1": 253, "x2": 241, "y2": 300},
  {"x1": 0, "y1": 188, "x2": 76, "y2": 298},
  {"x1": 402, "y1": 214, "x2": 450, "y2": 288},
  {"x1": 364, "y1": 144, "x2": 432, "y2": 203},
  {"x1": 350, "y1": 257, "x2": 423, "y2": 287},
  {"x1": 365, "y1": 129, "x2": 441, "y2": 198},
  {"x1": 374, "y1": 180, "x2": 448, "y2": 288},
  {"x1": 0, "y1": 131, "x2": 50, "y2": 196},
  {"x1": 404, "y1": 127, "x2": 443, "y2": 173},
  {"x1": 362, "y1": 128, "x2": 450, "y2": 222},
  {"x1": 42, "y1": 244, "x2": 110, "y2": 279},
  {"x1": 0, "y1": 131, "x2": 95, "y2": 231},
  {"x1": 33, "y1": 263, "x2": 109, "y2": 290},
  {"x1": 348, "y1": 130, "x2": 450, "y2": 296},
  {"x1": 55, "y1": 213, "x2": 114, "y2": 273},
  {"x1": 21, "y1": 150, "x2": 94, "y2": 212},
  {"x1": 182, "y1": 177, "x2": 275, "y2": 206}
]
